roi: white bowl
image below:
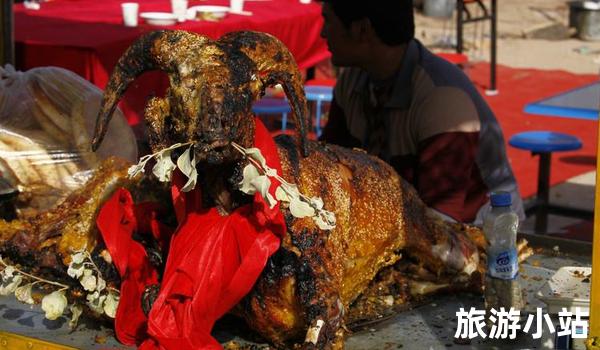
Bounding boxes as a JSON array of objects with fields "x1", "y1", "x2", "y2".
[
  {"x1": 186, "y1": 5, "x2": 230, "y2": 20},
  {"x1": 140, "y1": 12, "x2": 178, "y2": 26}
]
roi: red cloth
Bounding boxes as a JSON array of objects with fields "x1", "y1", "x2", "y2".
[
  {"x1": 97, "y1": 119, "x2": 285, "y2": 349},
  {"x1": 96, "y1": 189, "x2": 161, "y2": 345},
  {"x1": 14, "y1": 0, "x2": 329, "y2": 126}
]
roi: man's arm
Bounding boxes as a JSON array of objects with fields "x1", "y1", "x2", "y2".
[{"x1": 415, "y1": 131, "x2": 486, "y2": 223}]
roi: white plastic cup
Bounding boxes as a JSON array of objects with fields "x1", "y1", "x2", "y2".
[
  {"x1": 230, "y1": 0, "x2": 244, "y2": 13},
  {"x1": 171, "y1": 0, "x2": 188, "y2": 22},
  {"x1": 121, "y1": 3, "x2": 139, "y2": 27}
]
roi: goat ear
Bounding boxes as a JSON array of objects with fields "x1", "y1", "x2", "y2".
[
  {"x1": 92, "y1": 30, "x2": 211, "y2": 151},
  {"x1": 219, "y1": 31, "x2": 310, "y2": 157}
]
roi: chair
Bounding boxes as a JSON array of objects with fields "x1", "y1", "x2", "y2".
[
  {"x1": 305, "y1": 85, "x2": 333, "y2": 138},
  {"x1": 436, "y1": 52, "x2": 469, "y2": 66},
  {"x1": 252, "y1": 97, "x2": 291, "y2": 131},
  {"x1": 508, "y1": 131, "x2": 592, "y2": 233}
]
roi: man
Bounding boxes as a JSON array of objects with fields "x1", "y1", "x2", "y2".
[{"x1": 318, "y1": 0, "x2": 524, "y2": 224}]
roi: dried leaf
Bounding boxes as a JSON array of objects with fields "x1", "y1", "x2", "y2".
[
  {"x1": 0, "y1": 274, "x2": 22, "y2": 295},
  {"x1": 275, "y1": 186, "x2": 288, "y2": 202},
  {"x1": 276, "y1": 183, "x2": 300, "y2": 202},
  {"x1": 289, "y1": 197, "x2": 315, "y2": 218},
  {"x1": 265, "y1": 167, "x2": 277, "y2": 177},
  {"x1": 96, "y1": 277, "x2": 106, "y2": 293},
  {"x1": 14, "y1": 283, "x2": 35, "y2": 304},
  {"x1": 314, "y1": 210, "x2": 336, "y2": 230},
  {"x1": 244, "y1": 148, "x2": 267, "y2": 168},
  {"x1": 103, "y1": 292, "x2": 119, "y2": 318},
  {"x1": 239, "y1": 164, "x2": 261, "y2": 195},
  {"x1": 265, "y1": 193, "x2": 277, "y2": 209},
  {"x1": 310, "y1": 197, "x2": 324, "y2": 210},
  {"x1": 69, "y1": 304, "x2": 83, "y2": 330},
  {"x1": 127, "y1": 163, "x2": 144, "y2": 178},
  {"x1": 86, "y1": 291, "x2": 106, "y2": 314},
  {"x1": 176, "y1": 146, "x2": 198, "y2": 192},
  {"x1": 251, "y1": 176, "x2": 271, "y2": 202},
  {"x1": 80, "y1": 272, "x2": 97, "y2": 292},
  {"x1": 67, "y1": 262, "x2": 85, "y2": 279},
  {"x1": 41, "y1": 290, "x2": 67, "y2": 320},
  {"x1": 152, "y1": 151, "x2": 177, "y2": 182},
  {"x1": 1, "y1": 266, "x2": 15, "y2": 278},
  {"x1": 71, "y1": 252, "x2": 85, "y2": 265}
]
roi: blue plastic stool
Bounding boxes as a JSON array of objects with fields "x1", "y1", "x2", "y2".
[
  {"x1": 305, "y1": 85, "x2": 333, "y2": 138},
  {"x1": 252, "y1": 98, "x2": 291, "y2": 130},
  {"x1": 508, "y1": 131, "x2": 586, "y2": 233}
]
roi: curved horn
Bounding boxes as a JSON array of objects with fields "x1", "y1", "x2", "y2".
[
  {"x1": 219, "y1": 31, "x2": 310, "y2": 157},
  {"x1": 91, "y1": 30, "x2": 210, "y2": 151}
]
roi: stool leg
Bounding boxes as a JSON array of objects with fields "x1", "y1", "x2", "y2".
[
  {"x1": 535, "y1": 152, "x2": 551, "y2": 234},
  {"x1": 282, "y1": 113, "x2": 287, "y2": 131},
  {"x1": 316, "y1": 100, "x2": 322, "y2": 137}
]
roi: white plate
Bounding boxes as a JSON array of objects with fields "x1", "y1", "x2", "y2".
[
  {"x1": 140, "y1": 12, "x2": 178, "y2": 26},
  {"x1": 536, "y1": 266, "x2": 591, "y2": 314},
  {"x1": 186, "y1": 5, "x2": 230, "y2": 20}
]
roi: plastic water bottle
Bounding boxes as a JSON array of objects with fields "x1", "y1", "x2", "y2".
[
  {"x1": 484, "y1": 192, "x2": 519, "y2": 279},
  {"x1": 483, "y1": 191, "x2": 524, "y2": 313}
]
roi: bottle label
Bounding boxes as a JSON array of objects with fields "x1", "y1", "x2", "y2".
[{"x1": 488, "y1": 248, "x2": 518, "y2": 279}]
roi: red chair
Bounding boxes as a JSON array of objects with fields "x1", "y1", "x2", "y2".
[{"x1": 436, "y1": 52, "x2": 469, "y2": 66}]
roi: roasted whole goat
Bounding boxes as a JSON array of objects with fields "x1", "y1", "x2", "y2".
[{"x1": 0, "y1": 30, "x2": 530, "y2": 349}]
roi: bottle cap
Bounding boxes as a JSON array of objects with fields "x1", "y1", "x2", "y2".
[{"x1": 490, "y1": 191, "x2": 511, "y2": 207}]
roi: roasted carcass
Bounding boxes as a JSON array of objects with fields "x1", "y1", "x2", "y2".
[
  {"x1": 0, "y1": 30, "x2": 530, "y2": 349},
  {"x1": 90, "y1": 30, "x2": 498, "y2": 349},
  {"x1": 0, "y1": 157, "x2": 134, "y2": 286}
]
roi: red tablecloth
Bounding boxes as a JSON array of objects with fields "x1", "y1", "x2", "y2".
[{"x1": 15, "y1": 0, "x2": 329, "y2": 126}]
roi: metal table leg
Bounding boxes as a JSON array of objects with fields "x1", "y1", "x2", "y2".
[
  {"x1": 534, "y1": 152, "x2": 551, "y2": 234},
  {"x1": 456, "y1": 0, "x2": 497, "y2": 93},
  {"x1": 489, "y1": 0, "x2": 497, "y2": 93},
  {"x1": 0, "y1": 0, "x2": 14, "y2": 65}
]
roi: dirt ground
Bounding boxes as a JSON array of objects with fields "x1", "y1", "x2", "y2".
[{"x1": 415, "y1": 0, "x2": 600, "y2": 74}]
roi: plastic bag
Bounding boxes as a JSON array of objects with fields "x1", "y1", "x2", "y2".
[{"x1": 0, "y1": 64, "x2": 138, "y2": 217}]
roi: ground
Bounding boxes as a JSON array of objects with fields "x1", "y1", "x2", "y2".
[{"x1": 416, "y1": 0, "x2": 600, "y2": 74}]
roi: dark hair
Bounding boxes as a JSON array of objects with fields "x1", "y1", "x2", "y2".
[{"x1": 319, "y1": 0, "x2": 415, "y2": 46}]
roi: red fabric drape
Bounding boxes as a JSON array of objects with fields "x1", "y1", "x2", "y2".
[
  {"x1": 14, "y1": 0, "x2": 329, "y2": 126},
  {"x1": 97, "y1": 119, "x2": 285, "y2": 349}
]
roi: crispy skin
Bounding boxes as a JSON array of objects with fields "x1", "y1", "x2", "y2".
[
  {"x1": 237, "y1": 137, "x2": 483, "y2": 349},
  {"x1": 0, "y1": 142, "x2": 488, "y2": 350},
  {"x1": 0, "y1": 157, "x2": 134, "y2": 269}
]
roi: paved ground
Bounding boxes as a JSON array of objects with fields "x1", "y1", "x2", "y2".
[
  {"x1": 416, "y1": 0, "x2": 600, "y2": 74},
  {"x1": 520, "y1": 171, "x2": 595, "y2": 238}
]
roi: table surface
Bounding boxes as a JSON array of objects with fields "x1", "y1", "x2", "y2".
[
  {"x1": 0, "y1": 252, "x2": 591, "y2": 349},
  {"x1": 14, "y1": 0, "x2": 329, "y2": 125},
  {"x1": 524, "y1": 81, "x2": 600, "y2": 120}
]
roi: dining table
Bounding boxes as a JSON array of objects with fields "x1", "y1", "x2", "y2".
[
  {"x1": 524, "y1": 80, "x2": 600, "y2": 120},
  {"x1": 14, "y1": 0, "x2": 329, "y2": 128}
]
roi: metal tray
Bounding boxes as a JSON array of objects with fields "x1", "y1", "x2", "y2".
[{"x1": 0, "y1": 235, "x2": 592, "y2": 349}]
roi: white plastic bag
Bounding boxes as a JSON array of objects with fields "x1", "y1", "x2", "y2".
[{"x1": 0, "y1": 65, "x2": 138, "y2": 216}]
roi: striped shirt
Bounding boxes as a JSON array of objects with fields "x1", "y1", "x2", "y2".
[{"x1": 321, "y1": 39, "x2": 524, "y2": 224}]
